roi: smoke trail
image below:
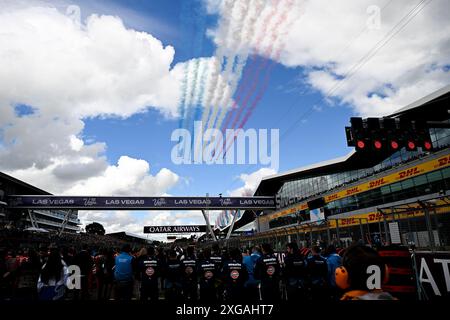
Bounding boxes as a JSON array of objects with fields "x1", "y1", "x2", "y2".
[
  {"x1": 177, "y1": 0, "x2": 196, "y2": 131},
  {"x1": 183, "y1": 1, "x2": 207, "y2": 133},
  {"x1": 191, "y1": 58, "x2": 211, "y2": 131},
  {"x1": 208, "y1": 0, "x2": 265, "y2": 136},
  {"x1": 183, "y1": 58, "x2": 200, "y2": 129},
  {"x1": 211, "y1": 0, "x2": 283, "y2": 159},
  {"x1": 194, "y1": 0, "x2": 237, "y2": 157},
  {"x1": 217, "y1": 0, "x2": 299, "y2": 160},
  {"x1": 177, "y1": 62, "x2": 189, "y2": 132},
  {"x1": 178, "y1": 0, "x2": 207, "y2": 132},
  {"x1": 222, "y1": 1, "x2": 305, "y2": 157},
  {"x1": 205, "y1": 0, "x2": 251, "y2": 134}
]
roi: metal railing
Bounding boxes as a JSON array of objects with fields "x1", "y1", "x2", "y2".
[{"x1": 212, "y1": 195, "x2": 450, "y2": 252}]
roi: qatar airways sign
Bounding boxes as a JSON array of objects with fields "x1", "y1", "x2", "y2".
[
  {"x1": 143, "y1": 225, "x2": 207, "y2": 233},
  {"x1": 8, "y1": 195, "x2": 276, "y2": 210}
]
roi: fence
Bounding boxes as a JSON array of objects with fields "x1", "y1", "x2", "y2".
[{"x1": 216, "y1": 195, "x2": 450, "y2": 252}]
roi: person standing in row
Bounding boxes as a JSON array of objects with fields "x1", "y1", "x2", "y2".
[
  {"x1": 37, "y1": 246, "x2": 68, "y2": 301},
  {"x1": 221, "y1": 248, "x2": 248, "y2": 302},
  {"x1": 243, "y1": 246, "x2": 261, "y2": 301},
  {"x1": 210, "y1": 244, "x2": 224, "y2": 301},
  {"x1": 283, "y1": 242, "x2": 307, "y2": 301},
  {"x1": 306, "y1": 246, "x2": 329, "y2": 301},
  {"x1": 139, "y1": 246, "x2": 160, "y2": 301},
  {"x1": 254, "y1": 243, "x2": 280, "y2": 302},
  {"x1": 114, "y1": 244, "x2": 135, "y2": 301},
  {"x1": 163, "y1": 250, "x2": 183, "y2": 301},
  {"x1": 197, "y1": 248, "x2": 217, "y2": 303},
  {"x1": 180, "y1": 246, "x2": 197, "y2": 301}
]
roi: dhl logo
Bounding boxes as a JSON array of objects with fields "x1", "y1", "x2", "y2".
[
  {"x1": 369, "y1": 178, "x2": 386, "y2": 188},
  {"x1": 326, "y1": 194, "x2": 339, "y2": 201},
  {"x1": 340, "y1": 218, "x2": 358, "y2": 226},
  {"x1": 437, "y1": 156, "x2": 450, "y2": 168},
  {"x1": 397, "y1": 167, "x2": 420, "y2": 179},
  {"x1": 367, "y1": 212, "x2": 384, "y2": 221},
  {"x1": 346, "y1": 187, "x2": 360, "y2": 195}
]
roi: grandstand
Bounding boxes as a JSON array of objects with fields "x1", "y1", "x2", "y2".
[
  {"x1": 0, "y1": 172, "x2": 80, "y2": 233},
  {"x1": 221, "y1": 85, "x2": 450, "y2": 251}
]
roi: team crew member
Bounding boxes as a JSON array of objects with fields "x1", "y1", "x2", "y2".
[
  {"x1": 337, "y1": 245, "x2": 396, "y2": 300},
  {"x1": 163, "y1": 250, "x2": 183, "y2": 301},
  {"x1": 243, "y1": 246, "x2": 261, "y2": 301},
  {"x1": 180, "y1": 246, "x2": 198, "y2": 301},
  {"x1": 254, "y1": 243, "x2": 281, "y2": 302},
  {"x1": 306, "y1": 246, "x2": 329, "y2": 301},
  {"x1": 197, "y1": 248, "x2": 218, "y2": 302},
  {"x1": 114, "y1": 244, "x2": 135, "y2": 301},
  {"x1": 210, "y1": 244, "x2": 224, "y2": 301},
  {"x1": 221, "y1": 248, "x2": 248, "y2": 302},
  {"x1": 139, "y1": 246, "x2": 160, "y2": 301},
  {"x1": 325, "y1": 245, "x2": 342, "y2": 300},
  {"x1": 283, "y1": 242, "x2": 307, "y2": 301}
]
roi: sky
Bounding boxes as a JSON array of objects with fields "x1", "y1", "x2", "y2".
[{"x1": 0, "y1": 0, "x2": 449, "y2": 240}]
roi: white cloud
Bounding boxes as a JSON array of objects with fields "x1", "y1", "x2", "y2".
[
  {"x1": 207, "y1": 0, "x2": 450, "y2": 117},
  {"x1": 229, "y1": 167, "x2": 277, "y2": 197},
  {"x1": 281, "y1": 0, "x2": 450, "y2": 116},
  {"x1": 0, "y1": 6, "x2": 180, "y2": 119},
  {"x1": 0, "y1": 4, "x2": 185, "y2": 236},
  {"x1": 64, "y1": 156, "x2": 179, "y2": 196},
  {"x1": 213, "y1": 167, "x2": 276, "y2": 229}
]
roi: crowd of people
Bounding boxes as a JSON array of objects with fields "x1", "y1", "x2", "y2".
[{"x1": 0, "y1": 240, "x2": 398, "y2": 302}]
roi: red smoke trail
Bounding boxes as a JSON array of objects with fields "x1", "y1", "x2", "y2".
[
  {"x1": 230, "y1": 10, "x2": 292, "y2": 146},
  {"x1": 211, "y1": 0, "x2": 284, "y2": 158},
  {"x1": 222, "y1": 51, "x2": 280, "y2": 157},
  {"x1": 211, "y1": 55, "x2": 262, "y2": 157},
  {"x1": 215, "y1": 0, "x2": 294, "y2": 160}
]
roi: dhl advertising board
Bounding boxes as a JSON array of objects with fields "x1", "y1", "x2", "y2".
[
  {"x1": 265, "y1": 153, "x2": 450, "y2": 223},
  {"x1": 324, "y1": 153, "x2": 450, "y2": 203},
  {"x1": 263, "y1": 201, "x2": 449, "y2": 235}
]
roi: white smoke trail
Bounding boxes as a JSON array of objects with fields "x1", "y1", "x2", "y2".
[
  {"x1": 177, "y1": 62, "x2": 189, "y2": 130},
  {"x1": 195, "y1": 0, "x2": 236, "y2": 157},
  {"x1": 199, "y1": 0, "x2": 236, "y2": 127},
  {"x1": 220, "y1": 0, "x2": 305, "y2": 158},
  {"x1": 205, "y1": 0, "x2": 251, "y2": 134},
  {"x1": 182, "y1": 58, "x2": 201, "y2": 131},
  {"x1": 212, "y1": 0, "x2": 266, "y2": 133}
]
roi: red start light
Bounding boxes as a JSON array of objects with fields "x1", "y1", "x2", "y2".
[
  {"x1": 374, "y1": 141, "x2": 382, "y2": 149},
  {"x1": 357, "y1": 140, "x2": 365, "y2": 149},
  {"x1": 424, "y1": 141, "x2": 432, "y2": 150},
  {"x1": 391, "y1": 141, "x2": 399, "y2": 150},
  {"x1": 407, "y1": 141, "x2": 416, "y2": 150}
]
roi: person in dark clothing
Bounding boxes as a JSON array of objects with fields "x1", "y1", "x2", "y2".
[
  {"x1": 61, "y1": 247, "x2": 76, "y2": 267},
  {"x1": 14, "y1": 248, "x2": 41, "y2": 301},
  {"x1": 306, "y1": 246, "x2": 329, "y2": 301},
  {"x1": 197, "y1": 248, "x2": 217, "y2": 303},
  {"x1": 283, "y1": 242, "x2": 307, "y2": 301},
  {"x1": 163, "y1": 249, "x2": 183, "y2": 301},
  {"x1": 221, "y1": 248, "x2": 248, "y2": 302},
  {"x1": 210, "y1": 244, "x2": 224, "y2": 301},
  {"x1": 74, "y1": 244, "x2": 93, "y2": 300},
  {"x1": 180, "y1": 246, "x2": 197, "y2": 301},
  {"x1": 254, "y1": 243, "x2": 281, "y2": 302},
  {"x1": 102, "y1": 249, "x2": 115, "y2": 300},
  {"x1": 139, "y1": 246, "x2": 160, "y2": 301},
  {"x1": 94, "y1": 248, "x2": 108, "y2": 300}
]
